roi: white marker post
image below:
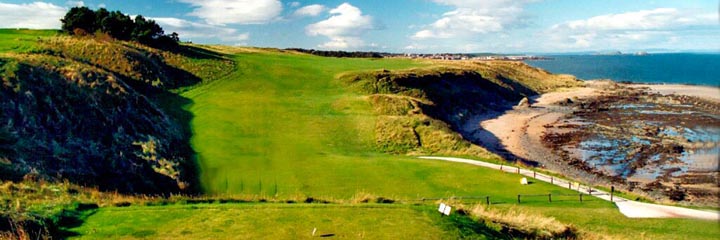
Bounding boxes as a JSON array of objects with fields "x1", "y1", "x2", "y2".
[
  {"x1": 443, "y1": 206, "x2": 452, "y2": 216},
  {"x1": 438, "y1": 203, "x2": 451, "y2": 216}
]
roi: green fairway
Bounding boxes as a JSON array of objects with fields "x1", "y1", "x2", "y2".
[
  {"x1": 67, "y1": 204, "x2": 458, "y2": 240},
  {"x1": 68, "y1": 200, "x2": 720, "y2": 240},
  {"x1": 4, "y1": 30, "x2": 717, "y2": 239},
  {"x1": 182, "y1": 51, "x2": 589, "y2": 200},
  {"x1": 0, "y1": 29, "x2": 58, "y2": 53}
]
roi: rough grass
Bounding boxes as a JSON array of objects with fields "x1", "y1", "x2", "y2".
[
  {"x1": 27, "y1": 36, "x2": 234, "y2": 90},
  {"x1": 3, "y1": 31, "x2": 718, "y2": 239},
  {"x1": 466, "y1": 204, "x2": 579, "y2": 239},
  {"x1": 336, "y1": 63, "x2": 581, "y2": 160},
  {"x1": 500, "y1": 203, "x2": 720, "y2": 240}
]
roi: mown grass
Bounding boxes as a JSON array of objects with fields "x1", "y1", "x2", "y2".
[
  {"x1": 0, "y1": 29, "x2": 58, "y2": 53},
  {"x1": 173, "y1": 49, "x2": 718, "y2": 239},
  {"x1": 67, "y1": 199, "x2": 719, "y2": 240},
  {"x1": 3, "y1": 31, "x2": 717, "y2": 239},
  {"x1": 66, "y1": 204, "x2": 462, "y2": 240},
  {"x1": 182, "y1": 51, "x2": 571, "y2": 199}
]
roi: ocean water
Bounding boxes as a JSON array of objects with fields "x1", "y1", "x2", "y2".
[{"x1": 525, "y1": 53, "x2": 720, "y2": 86}]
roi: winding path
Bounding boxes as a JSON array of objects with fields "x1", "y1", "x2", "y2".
[{"x1": 419, "y1": 156, "x2": 720, "y2": 220}]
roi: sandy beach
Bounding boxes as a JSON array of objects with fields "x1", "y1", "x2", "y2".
[
  {"x1": 463, "y1": 81, "x2": 720, "y2": 203},
  {"x1": 633, "y1": 84, "x2": 720, "y2": 102}
]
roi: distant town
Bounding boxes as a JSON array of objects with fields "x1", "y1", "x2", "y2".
[
  {"x1": 400, "y1": 53, "x2": 551, "y2": 61},
  {"x1": 286, "y1": 48, "x2": 552, "y2": 61}
]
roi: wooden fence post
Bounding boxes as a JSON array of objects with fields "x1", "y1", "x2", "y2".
[
  {"x1": 579, "y1": 194, "x2": 583, "y2": 202},
  {"x1": 548, "y1": 194, "x2": 552, "y2": 203},
  {"x1": 517, "y1": 195, "x2": 521, "y2": 204},
  {"x1": 551, "y1": 177, "x2": 554, "y2": 184},
  {"x1": 486, "y1": 196, "x2": 490, "y2": 205},
  {"x1": 517, "y1": 167, "x2": 520, "y2": 174},
  {"x1": 533, "y1": 171, "x2": 536, "y2": 178}
]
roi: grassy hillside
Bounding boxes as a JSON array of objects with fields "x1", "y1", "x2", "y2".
[
  {"x1": 2, "y1": 30, "x2": 718, "y2": 239},
  {"x1": 0, "y1": 30, "x2": 232, "y2": 193},
  {"x1": 337, "y1": 62, "x2": 580, "y2": 156}
]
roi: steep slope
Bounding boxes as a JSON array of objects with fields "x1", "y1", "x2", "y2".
[
  {"x1": 0, "y1": 33, "x2": 233, "y2": 193},
  {"x1": 338, "y1": 61, "x2": 582, "y2": 159}
]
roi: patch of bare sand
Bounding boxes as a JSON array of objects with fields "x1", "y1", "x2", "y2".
[
  {"x1": 631, "y1": 84, "x2": 720, "y2": 102},
  {"x1": 476, "y1": 85, "x2": 603, "y2": 159}
]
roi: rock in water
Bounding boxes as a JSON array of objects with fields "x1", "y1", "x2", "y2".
[{"x1": 517, "y1": 97, "x2": 531, "y2": 108}]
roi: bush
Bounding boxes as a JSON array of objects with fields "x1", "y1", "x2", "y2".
[{"x1": 61, "y1": 7, "x2": 178, "y2": 48}]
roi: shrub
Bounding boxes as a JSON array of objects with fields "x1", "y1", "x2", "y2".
[{"x1": 61, "y1": 7, "x2": 178, "y2": 48}]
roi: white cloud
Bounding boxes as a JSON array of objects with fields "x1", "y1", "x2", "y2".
[
  {"x1": 289, "y1": 2, "x2": 301, "y2": 8},
  {"x1": 293, "y1": 4, "x2": 326, "y2": 17},
  {"x1": 153, "y1": 17, "x2": 250, "y2": 45},
  {"x1": 404, "y1": 44, "x2": 427, "y2": 50},
  {"x1": 413, "y1": 0, "x2": 533, "y2": 39},
  {"x1": 553, "y1": 8, "x2": 711, "y2": 32},
  {"x1": 65, "y1": 1, "x2": 84, "y2": 7},
  {"x1": 178, "y1": 0, "x2": 282, "y2": 25},
  {"x1": 306, "y1": 3, "x2": 377, "y2": 49},
  {"x1": 318, "y1": 37, "x2": 364, "y2": 49},
  {"x1": 547, "y1": 8, "x2": 717, "y2": 50},
  {"x1": 0, "y1": 2, "x2": 66, "y2": 29}
]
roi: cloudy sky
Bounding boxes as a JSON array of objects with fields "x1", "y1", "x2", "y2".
[{"x1": 0, "y1": 0, "x2": 717, "y2": 53}]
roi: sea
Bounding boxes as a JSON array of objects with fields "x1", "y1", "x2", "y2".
[
  {"x1": 524, "y1": 53, "x2": 720, "y2": 87},
  {"x1": 526, "y1": 53, "x2": 719, "y2": 184}
]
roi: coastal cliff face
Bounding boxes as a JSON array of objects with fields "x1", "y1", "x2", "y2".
[
  {"x1": 338, "y1": 61, "x2": 581, "y2": 159},
  {"x1": 0, "y1": 37, "x2": 232, "y2": 193}
]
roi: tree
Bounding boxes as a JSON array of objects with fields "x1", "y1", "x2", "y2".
[
  {"x1": 131, "y1": 15, "x2": 164, "y2": 44},
  {"x1": 94, "y1": 8, "x2": 110, "y2": 29},
  {"x1": 168, "y1": 32, "x2": 180, "y2": 42},
  {"x1": 61, "y1": 7, "x2": 97, "y2": 34},
  {"x1": 60, "y1": 8, "x2": 179, "y2": 47},
  {"x1": 101, "y1": 11, "x2": 135, "y2": 40}
]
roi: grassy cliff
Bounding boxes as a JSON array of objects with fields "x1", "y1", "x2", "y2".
[
  {"x1": 338, "y1": 62, "x2": 581, "y2": 158},
  {"x1": 0, "y1": 30, "x2": 233, "y2": 193}
]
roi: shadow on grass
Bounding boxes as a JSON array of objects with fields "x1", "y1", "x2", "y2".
[
  {"x1": 441, "y1": 212, "x2": 510, "y2": 240},
  {"x1": 175, "y1": 45, "x2": 228, "y2": 60},
  {"x1": 153, "y1": 90, "x2": 201, "y2": 194},
  {"x1": 52, "y1": 203, "x2": 99, "y2": 239}
]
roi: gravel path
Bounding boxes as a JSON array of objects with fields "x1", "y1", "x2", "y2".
[{"x1": 419, "y1": 156, "x2": 720, "y2": 220}]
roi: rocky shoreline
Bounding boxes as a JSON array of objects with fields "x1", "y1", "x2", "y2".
[
  {"x1": 543, "y1": 83, "x2": 719, "y2": 204},
  {"x1": 465, "y1": 81, "x2": 720, "y2": 206}
]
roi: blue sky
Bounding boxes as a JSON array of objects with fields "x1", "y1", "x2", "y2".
[{"x1": 0, "y1": 0, "x2": 717, "y2": 53}]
